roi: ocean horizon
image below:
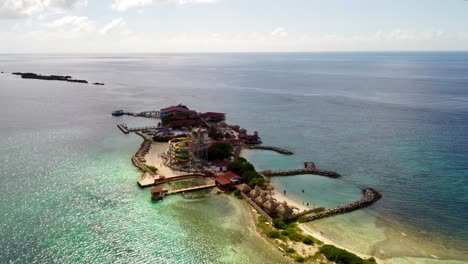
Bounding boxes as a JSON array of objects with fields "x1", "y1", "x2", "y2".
[{"x1": 1, "y1": 52, "x2": 467, "y2": 263}]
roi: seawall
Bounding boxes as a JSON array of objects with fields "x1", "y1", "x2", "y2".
[
  {"x1": 132, "y1": 132, "x2": 154, "y2": 175},
  {"x1": 261, "y1": 162, "x2": 341, "y2": 178},
  {"x1": 307, "y1": 188, "x2": 382, "y2": 221},
  {"x1": 244, "y1": 145, "x2": 294, "y2": 155}
]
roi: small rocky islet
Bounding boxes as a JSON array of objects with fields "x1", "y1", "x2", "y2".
[{"x1": 10, "y1": 72, "x2": 104, "y2": 85}]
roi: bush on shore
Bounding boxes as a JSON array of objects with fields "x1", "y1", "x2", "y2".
[
  {"x1": 145, "y1": 165, "x2": 158, "y2": 173},
  {"x1": 319, "y1": 244, "x2": 376, "y2": 264}
]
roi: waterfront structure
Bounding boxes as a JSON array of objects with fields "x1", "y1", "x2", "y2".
[{"x1": 215, "y1": 172, "x2": 241, "y2": 190}]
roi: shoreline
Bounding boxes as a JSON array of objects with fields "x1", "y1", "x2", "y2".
[{"x1": 127, "y1": 126, "x2": 467, "y2": 263}]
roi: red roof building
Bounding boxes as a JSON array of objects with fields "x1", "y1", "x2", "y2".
[
  {"x1": 161, "y1": 106, "x2": 191, "y2": 114},
  {"x1": 201, "y1": 112, "x2": 226, "y2": 122},
  {"x1": 215, "y1": 172, "x2": 241, "y2": 189}
]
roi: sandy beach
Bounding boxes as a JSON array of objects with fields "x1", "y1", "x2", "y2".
[
  {"x1": 269, "y1": 188, "x2": 310, "y2": 212},
  {"x1": 268, "y1": 181, "x2": 383, "y2": 262},
  {"x1": 144, "y1": 142, "x2": 185, "y2": 177}
]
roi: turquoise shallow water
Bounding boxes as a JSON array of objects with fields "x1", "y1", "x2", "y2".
[{"x1": 1, "y1": 53, "x2": 468, "y2": 262}]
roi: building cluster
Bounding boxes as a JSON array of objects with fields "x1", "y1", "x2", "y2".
[
  {"x1": 248, "y1": 186, "x2": 296, "y2": 219},
  {"x1": 214, "y1": 172, "x2": 296, "y2": 219},
  {"x1": 159, "y1": 105, "x2": 262, "y2": 145}
]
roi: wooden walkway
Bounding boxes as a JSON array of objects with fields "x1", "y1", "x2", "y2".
[{"x1": 166, "y1": 183, "x2": 216, "y2": 195}]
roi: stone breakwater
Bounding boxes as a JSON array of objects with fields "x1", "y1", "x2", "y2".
[
  {"x1": 307, "y1": 188, "x2": 382, "y2": 221},
  {"x1": 132, "y1": 132, "x2": 154, "y2": 175},
  {"x1": 261, "y1": 162, "x2": 341, "y2": 178},
  {"x1": 245, "y1": 145, "x2": 294, "y2": 155}
]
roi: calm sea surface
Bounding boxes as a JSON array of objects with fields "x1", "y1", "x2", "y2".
[{"x1": 1, "y1": 53, "x2": 467, "y2": 263}]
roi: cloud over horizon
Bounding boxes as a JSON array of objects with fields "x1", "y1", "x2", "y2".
[
  {"x1": 0, "y1": 0, "x2": 87, "y2": 19},
  {"x1": 0, "y1": 0, "x2": 467, "y2": 52},
  {"x1": 111, "y1": 0, "x2": 216, "y2": 12}
]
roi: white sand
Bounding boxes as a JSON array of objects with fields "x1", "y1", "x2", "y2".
[
  {"x1": 144, "y1": 142, "x2": 185, "y2": 177},
  {"x1": 269, "y1": 189, "x2": 310, "y2": 212}
]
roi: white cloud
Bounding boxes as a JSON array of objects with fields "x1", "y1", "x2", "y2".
[
  {"x1": 270, "y1": 27, "x2": 288, "y2": 38},
  {"x1": 0, "y1": 0, "x2": 44, "y2": 19},
  {"x1": 43, "y1": 0, "x2": 88, "y2": 10},
  {"x1": 0, "y1": 0, "x2": 87, "y2": 19},
  {"x1": 99, "y1": 18, "x2": 126, "y2": 35},
  {"x1": 43, "y1": 15, "x2": 94, "y2": 32},
  {"x1": 111, "y1": 0, "x2": 216, "y2": 12}
]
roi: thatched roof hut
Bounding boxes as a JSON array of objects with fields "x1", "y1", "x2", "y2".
[{"x1": 248, "y1": 186, "x2": 262, "y2": 199}]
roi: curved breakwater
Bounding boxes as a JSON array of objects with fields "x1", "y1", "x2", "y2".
[
  {"x1": 132, "y1": 132, "x2": 154, "y2": 175},
  {"x1": 307, "y1": 188, "x2": 382, "y2": 221}
]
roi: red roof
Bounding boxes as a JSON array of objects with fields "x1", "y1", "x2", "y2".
[
  {"x1": 215, "y1": 172, "x2": 240, "y2": 186},
  {"x1": 245, "y1": 135, "x2": 259, "y2": 140},
  {"x1": 161, "y1": 106, "x2": 191, "y2": 114},
  {"x1": 202, "y1": 112, "x2": 226, "y2": 118},
  {"x1": 172, "y1": 115, "x2": 187, "y2": 120}
]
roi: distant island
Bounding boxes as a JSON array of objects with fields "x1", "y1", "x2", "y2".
[{"x1": 11, "y1": 72, "x2": 104, "y2": 85}]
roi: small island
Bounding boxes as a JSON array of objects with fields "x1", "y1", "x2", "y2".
[
  {"x1": 114, "y1": 104, "x2": 381, "y2": 263},
  {"x1": 10, "y1": 72, "x2": 104, "y2": 85}
]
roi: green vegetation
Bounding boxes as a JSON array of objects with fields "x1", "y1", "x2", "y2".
[
  {"x1": 161, "y1": 115, "x2": 172, "y2": 126},
  {"x1": 319, "y1": 244, "x2": 377, "y2": 264},
  {"x1": 267, "y1": 230, "x2": 280, "y2": 238},
  {"x1": 208, "y1": 143, "x2": 233, "y2": 162},
  {"x1": 145, "y1": 165, "x2": 158, "y2": 173},
  {"x1": 227, "y1": 158, "x2": 264, "y2": 187},
  {"x1": 208, "y1": 126, "x2": 223, "y2": 140},
  {"x1": 232, "y1": 190, "x2": 242, "y2": 199}
]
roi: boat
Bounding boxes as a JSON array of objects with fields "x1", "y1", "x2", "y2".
[{"x1": 112, "y1": 110, "x2": 124, "y2": 116}]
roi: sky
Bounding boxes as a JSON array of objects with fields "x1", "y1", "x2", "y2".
[{"x1": 0, "y1": 0, "x2": 467, "y2": 53}]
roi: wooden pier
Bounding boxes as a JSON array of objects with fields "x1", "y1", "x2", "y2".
[
  {"x1": 115, "y1": 110, "x2": 162, "y2": 119},
  {"x1": 166, "y1": 183, "x2": 216, "y2": 195},
  {"x1": 117, "y1": 124, "x2": 129, "y2": 134}
]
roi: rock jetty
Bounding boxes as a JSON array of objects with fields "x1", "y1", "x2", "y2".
[
  {"x1": 307, "y1": 188, "x2": 382, "y2": 221},
  {"x1": 245, "y1": 145, "x2": 294, "y2": 155},
  {"x1": 261, "y1": 162, "x2": 340, "y2": 178},
  {"x1": 131, "y1": 132, "x2": 153, "y2": 175}
]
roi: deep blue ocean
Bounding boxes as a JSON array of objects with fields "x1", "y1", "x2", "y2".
[{"x1": 1, "y1": 52, "x2": 467, "y2": 263}]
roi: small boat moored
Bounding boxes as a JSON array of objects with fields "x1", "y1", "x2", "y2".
[{"x1": 112, "y1": 110, "x2": 124, "y2": 116}]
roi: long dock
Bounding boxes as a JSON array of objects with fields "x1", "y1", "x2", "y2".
[
  {"x1": 154, "y1": 173, "x2": 209, "y2": 185},
  {"x1": 118, "y1": 110, "x2": 161, "y2": 118},
  {"x1": 117, "y1": 124, "x2": 160, "y2": 134},
  {"x1": 166, "y1": 183, "x2": 216, "y2": 195},
  {"x1": 117, "y1": 124, "x2": 129, "y2": 134}
]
